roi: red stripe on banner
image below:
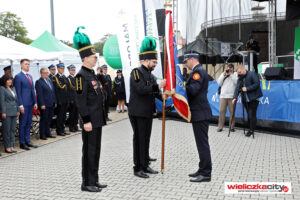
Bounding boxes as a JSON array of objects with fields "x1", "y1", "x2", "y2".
[
  {"x1": 165, "y1": 10, "x2": 175, "y2": 93},
  {"x1": 173, "y1": 98, "x2": 189, "y2": 120}
]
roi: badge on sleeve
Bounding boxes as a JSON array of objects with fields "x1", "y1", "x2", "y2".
[
  {"x1": 193, "y1": 73, "x2": 200, "y2": 80},
  {"x1": 75, "y1": 75, "x2": 83, "y2": 94}
]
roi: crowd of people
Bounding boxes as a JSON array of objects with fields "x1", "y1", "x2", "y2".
[
  {"x1": 0, "y1": 30, "x2": 263, "y2": 192},
  {"x1": 0, "y1": 60, "x2": 120, "y2": 156}
]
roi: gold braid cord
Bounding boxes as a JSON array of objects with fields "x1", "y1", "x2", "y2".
[
  {"x1": 55, "y1": 76, "x2": 66, "y2": 89},
  {"x1": 68, "y1": 78, "x2": 75, "y2": 90}
]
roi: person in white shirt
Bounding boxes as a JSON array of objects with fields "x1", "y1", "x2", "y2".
[{"x1": 217, "y1": 64, "x2": 238, "y2": 132}]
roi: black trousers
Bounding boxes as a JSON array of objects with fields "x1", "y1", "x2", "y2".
[
  {"x1": 82, "y1": 127, "x2": 102, "y2": 186},
  {"x1": 105, "y1": 96, "x2": 111, "y2": 118},
  {"x1": 129, "y1": 115, "x2": 152, "y2": 172},
  {"x1": 39, "y1": 106, "x2": 53, "y2": 138},
  {"x1": 69, "y1": 103, "x2": 78, "y2": 130},
  {"x1": 192, "y1": 120, "x2": 212, "y2": 177},
  {"x1": 243, "y1": 100, "x2": 259, "y2": 132},
  {"x1": 56, "y1": 103, "x2": 67, "y2": 134}
]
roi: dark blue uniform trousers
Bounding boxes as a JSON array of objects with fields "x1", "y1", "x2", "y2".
[
  {"x1": 192, "y1": 120, "x2": 212, "y2": 177},
  {"x1": 82, "y1": 127, "x2": 102, "y2": 186},
  {"x1": 39, "y1": 106, "x2": 53, "y2": 138},
  {"x1": 19, "y1": 106, "x2": 33, "y2": 144}
]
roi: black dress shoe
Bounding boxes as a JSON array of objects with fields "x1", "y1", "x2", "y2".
[
  {"x1": 47, "y1": 135, "x2": 56, "y2": 138},
  {"x1": 190, "y1": 175, "x2": 211, "y2": 182},
  {"x1": 188, "y1": 171, "x2": 201, "y2": 177},
  {"x1": 230, "y1": 128, "x2": 235, "y2": 132},
  {"x1": 0, "y1": 153, "x2": 2, "y2": 156},
  {"x1": 40, "y1": 137, "x2": 47, "y2": 140},
  {"x1": 57, "y1": 133, "x2": 65, "y2": 136},
  {"x1": 5, "y1": 149, "x2": 13, "y2": 153},
  {"x1": 20, "y1": 144, "x2": 30, "y2": 150},
  {"x1": 26, "y1": 142, "x2": 38, "y2": 148},
  {"x1": 95, "y1": 182, "x2": 107, "y2": 188},
  {"x1": 64, "y1": 132, "x2": 70, "y2": 135},
  {"x1": 144, "y1": 167, "x2": 158, "y2": 174},
  {"x1": 217, "y1": 128, "x2": 223, "y2": 132},
  {"x1": 81, "y1": 185, "x2": 101, "y2": 192},
  {"x1": 149, "y1": 157, "x2": 157, "y2": 162},
  {"x1": 134, "y1": 171, "x2": 149, "y2": 178},
  {"x1": 245, "y1": 131, "x2": 253, "y2": 137}
]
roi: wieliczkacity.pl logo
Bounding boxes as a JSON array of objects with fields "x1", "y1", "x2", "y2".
[{"x1": 225, "y1": 182, "x2": 291, "y2": 194}]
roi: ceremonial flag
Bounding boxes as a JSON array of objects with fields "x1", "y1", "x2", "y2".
[{"x1": 165, "y1": 10, "x2": 191, "y2": 122}]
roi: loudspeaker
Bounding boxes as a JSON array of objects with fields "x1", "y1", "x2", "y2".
[
  {"x1": 156, "y1": 9, "x2": 165, "y2": 36},
  {"x1": 264, "y1": 67, "x2": 286, "y2": 80}
]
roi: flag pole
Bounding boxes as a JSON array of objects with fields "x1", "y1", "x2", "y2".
[{"x1": 161, "y1": 40, "x2": 168, "y2": 174}]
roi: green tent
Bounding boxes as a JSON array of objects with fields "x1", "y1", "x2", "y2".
[{"x1": 30, "y1": 31, "x2": 76, "y2": 52}]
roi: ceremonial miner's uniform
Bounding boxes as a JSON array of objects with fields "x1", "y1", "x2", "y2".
[
  {"x1": 128, "y1": 36, "x2": 161, "y2": 178},
  {"x1": 184, "y1": 51, "x2": 212, "y2": 182},
  {"x1": 73, "y1": 26, "x2": 106, "y2": 192},
  {"x1": 53, "y1": 63, "x2": 69, "y2": 136}
]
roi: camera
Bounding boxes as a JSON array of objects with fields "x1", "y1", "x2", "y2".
[{"x1": 226, "y1": 69, "x2": 230, "y2": 73}]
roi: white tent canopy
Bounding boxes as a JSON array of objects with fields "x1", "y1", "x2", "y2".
[{"x1": 0, "y1": 35, "x2": 58, "y2": 62}]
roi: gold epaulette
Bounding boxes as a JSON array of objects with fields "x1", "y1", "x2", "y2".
[
  {"x1": 67, "y1": 77, "x2": 75, "y2": 90},
  {"x1": 133, "y1": 68, "x2": 140, "y2": 82},
  {"x1": 75, "y1": 75, "x2": 83, "y2": 94},
  {"x1": 55, "y1": 76, "x2": 66, "y2": 89}
]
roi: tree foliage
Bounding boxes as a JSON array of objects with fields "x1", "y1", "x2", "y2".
[
  {"x1": 94, "y1": 33, "x2": 112, "y2": 56},
  {"x1": 0, "y1": 11, "x2": 32, "y2": 44}
]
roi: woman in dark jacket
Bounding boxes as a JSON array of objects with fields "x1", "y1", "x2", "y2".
[
  {"x1": 113, "y1": 70, "x2": 126, "y2": 113},
  {"x1": 0, "y1": 74, "x2": 20, "y2": 153}
]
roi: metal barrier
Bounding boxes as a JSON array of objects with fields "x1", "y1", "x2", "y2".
[{"x1": 201, "y1": 12, "x2": 286, "y2": 31}]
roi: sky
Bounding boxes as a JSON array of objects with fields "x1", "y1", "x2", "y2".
[{"x1": 0, "y1": 0, "x2": 130, "y2": 43}]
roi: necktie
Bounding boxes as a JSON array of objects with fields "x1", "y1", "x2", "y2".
[
  {"x1": 26, "y1": 73, "x2": 32, "y2": 87},
  {"x1": 46, "y1": 79, "x2": 52, "y2": 90}
]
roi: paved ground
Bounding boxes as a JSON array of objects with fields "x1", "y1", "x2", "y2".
[{"x1": 0, "y1": 118, "x2": 299, "y2": 200}]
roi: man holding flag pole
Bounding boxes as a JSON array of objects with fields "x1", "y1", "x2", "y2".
[
  {"x1": 163, "y1": 10, "x2": 212, "y2": 183},
  {"x1": 128, "y1": 36, "x2": 166, "y2": 179}
]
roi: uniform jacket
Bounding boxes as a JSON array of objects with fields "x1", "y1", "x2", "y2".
[
  {"x1": 104, "y1": 74, "x2": 112, "y2": 97},
  {"x1": 75, "y1": 66, "x2": 106, "y2": 128},
  {"x1": 113, "y1": 76, "x2": 125, "y2": 94},
  {"x1": 13, "y1": 72, "x2": 37, "y2": 107},
  {"x1": 52, "y1": 73, "x2": 68, "y2": 105},
  {"x1": 67, "y1": 75, "x2": 76, "y2": 104},
  {"x1": 0, "y1": 86, "x2": 19, "y2": 116},
  {"x1": 128, "y1": 65, "x2": 161, "y2": 118},
  {"x1": 35, "y1": 78, "x2": 57, "y2": 107},
  {"x1": 186, "y1": 64, "x2": 212, "y2": 122}
]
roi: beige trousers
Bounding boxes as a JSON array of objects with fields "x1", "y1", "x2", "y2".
[{"x1": 218, "y1": 98, "x2": 235, "y2": 129}]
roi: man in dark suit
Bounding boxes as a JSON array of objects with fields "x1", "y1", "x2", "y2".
[
  {"x1": 184, "y1": 51, "x2": 212, "y2": 182},
  {"x1": 35, "y1": 68, "x2": 57, "y2": 140},
  {"x1": 67, "y1": 65, "x2": 78, "y2": 132},
  {"x1": 52, "y1": 63, "x2": 69, "y2": 136},
  {"x1": 101, "y1": 65, "x2": 112, "y2": 121},
  {"x1": 14, "y1": 59, "x2": 38, "y2": 150}
]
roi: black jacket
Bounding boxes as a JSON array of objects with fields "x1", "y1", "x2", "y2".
[
  {"x1": 128, "y1": 65, "x2": 161, "y2": 118},
  {"x1": 186, "y1": 64, "x2": 212, "y2": 122},
  {"x1": 67, "y1": 75, "x2": 76, "y2": 104},
  {"x1": 75, "y1": 66, "x2": 106, "y2": 128},
  {"x1": 233, "y1": 71, "x2": 263, "y2": 102},
  {"x1": 113, "y1": 76, "x2": 125, "y2": 94},
  {"x1": 52, "y1": 74, "x2": 68, "y2": 105},
  {"x1": 104, "y1": 74, "x2": 112, "y2": 97}
]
